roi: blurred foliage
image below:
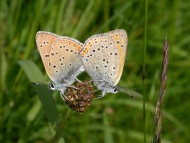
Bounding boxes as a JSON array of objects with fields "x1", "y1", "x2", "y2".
[{"x1": 0, "y1": 0, "x2": 190, "y2": 143}]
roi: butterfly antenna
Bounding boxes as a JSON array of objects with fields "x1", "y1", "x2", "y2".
[
  {"x1": 117, "y1": 86, "x2": 141, "y2": 98},
  {"x1": 31, "y1": 82, "x2": 50, "y2": 89},
  {"x1": 31, "y1": 82, "x2": 47, "y2": 85}
]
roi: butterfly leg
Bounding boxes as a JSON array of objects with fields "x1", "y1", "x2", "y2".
[
  {"x1": 68, "y1": 85, "x2": 79, "y2": 90},
  {"x1": 93, "y1": 96, "x2": 103, "y2": 100},
  {"x1": 72, "y1": 75, "x2": 83, "y2": 84},
  {"x1": 60, "y1": 93, "x2": 66, "y2": 101},
  {"x1": 60, "y1": 88, "x2": 70, "y2": 101},
  {"x1": 60, "y1": 92, "x2": 72, "y2": 101},
  {"x1": 101, "y1": 91, "x2": 106, "y2": 97},
  {"x1": 93, "y1": 91, "x2": 106, "y2": 100}
]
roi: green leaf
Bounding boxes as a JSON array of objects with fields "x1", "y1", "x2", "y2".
[
  {"x1": 18, "y1": 60, "x2": 59, "y2": 124},
  {"x1": 18, "y1": 60, "x2": 45, "y2": 82}
]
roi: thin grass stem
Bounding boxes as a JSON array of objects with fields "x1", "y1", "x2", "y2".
[
  {"x1": 51, "y1": 109, "x2": 72, "y2": 143},
  {"x1": 153, "y1": 36, "x2": 169, "y2": 143},
  {"x1": 143, "y1": 0, "x2": 148, "y2": 142}
]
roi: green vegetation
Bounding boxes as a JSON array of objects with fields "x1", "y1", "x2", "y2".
[{"x1": 1, "y1": 0, "x2": 190, "y2": 142}]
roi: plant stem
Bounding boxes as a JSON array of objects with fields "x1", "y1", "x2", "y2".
[
  {"x1": 143, "y1": 0, "x2": 148, "y2": 142},
  {"x1": 52, "y1": 109, "x2": 72, "y2": 143},
  {"x1": 153, "y1": 36, "x2": 169, "y2": 143}
]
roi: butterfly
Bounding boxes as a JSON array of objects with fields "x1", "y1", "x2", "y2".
[
  {"x1": 36, "y1": 31, "x2": 84, "y2": 95},
  {"x1": 80, "y1": 29, "x2": 128, "y2": 96}
]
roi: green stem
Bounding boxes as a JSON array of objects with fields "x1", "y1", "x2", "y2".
[
  {"x1": 143, "y1": 0, "x2": 148, "y2": 143},
  {"x1": 51, "y1": 109, "x2": 72, "y2": 143}
]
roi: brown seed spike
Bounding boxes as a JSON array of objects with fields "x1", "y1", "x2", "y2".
[{"x1": 64, "y1": 80, "x2": 95, "y2": 112}]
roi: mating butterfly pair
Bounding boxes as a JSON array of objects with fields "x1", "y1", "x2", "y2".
[{"x1": 36, "y1": 29, "x2": 128, "y2": 97}]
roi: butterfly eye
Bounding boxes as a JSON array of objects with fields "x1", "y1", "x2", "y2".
[
  {"x1": 113, "y1": 86, "x2": 118, "y2": 93},
  {"x1": 49, "y1": 82, "x2": 56, "y2": 90}
]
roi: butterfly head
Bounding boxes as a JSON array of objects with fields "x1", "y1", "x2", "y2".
[
  {"x1": 107, "y1": 85, "x2": 118, "y2": 93},
  {"x1": 49, "y1": 81, "x2": 56, "y2": 90},
  {"x1": 96, "y1": 81, "x2": 118, "y2": 94}
]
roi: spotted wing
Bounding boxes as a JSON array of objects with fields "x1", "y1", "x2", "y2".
[
  {"x1": 107, "y1": 29, "x2": 128, "y2": 85},
  {"x1": 81, "y1": 34, "x2": 119, "y2": 86},
  {"x1": 49, "y1": 37, "x2": 83, "y2": 85},
  {"x1": 36, "y1": 31, "x2": 59, "y2": 80}
]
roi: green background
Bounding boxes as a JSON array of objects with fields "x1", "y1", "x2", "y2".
[{"x1": 1, "y1": 0, "x2": 190, "y2": 143}]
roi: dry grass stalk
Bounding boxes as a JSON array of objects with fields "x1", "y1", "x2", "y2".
[{"x1": 153, "y1": 36, "x2": 169, "y2": 143}]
